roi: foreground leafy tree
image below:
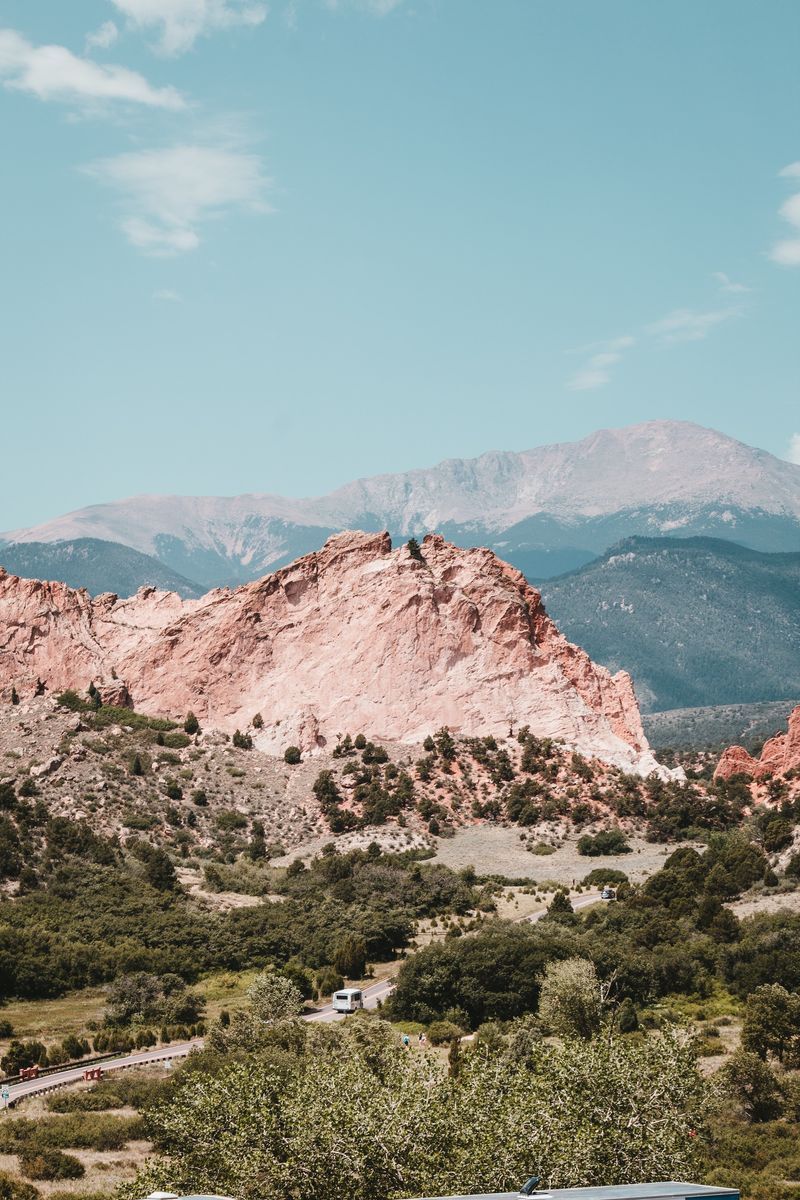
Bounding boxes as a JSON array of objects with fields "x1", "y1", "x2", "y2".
[
  {"x1": 125, "y1": 1021, "x2": 709, "y2": 1200},
  {"x1": 537, "y1": 957, "x2": 606, "y2": 1040},
  {"x1": 105, "y1": 973, "x2": 203, "y2": 1028},
  {"x1": 741, "y1": 983, "x2": 800, "y2": 1063},
  {"x1": 248, "y1": 969, "x2": 304, "y2": 1025},
  {"x1": 721, "y1": 1049, "x2": 783, "y2": 1122}
]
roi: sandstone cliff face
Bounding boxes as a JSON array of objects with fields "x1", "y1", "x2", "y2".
[
  {"x1": 0, "y1": 531, "x2": 661, "y2": 773},
  {"x1": 715, "y1": 705, "x2": 800, "y2": 781}
]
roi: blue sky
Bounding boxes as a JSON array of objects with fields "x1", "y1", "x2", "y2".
[{"x1": 1, "y1": 0, "x2": 799, "y2": 529}]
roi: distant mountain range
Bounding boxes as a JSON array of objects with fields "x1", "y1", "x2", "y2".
[
  {"x1": 542, "y1": 536, "x2": 800, "y2": 712},
  {"x1": 643, "y1": 699, "x2": 800, "y2": 752},
  {"x1": 0, "y1": 539, "x2": 203, "y2": 599},
  {"x1": 4, "y1": 420, "x2": 800, "y2": 591},
  {"x1": 2, "y1": 421, "x2": 799, "y2": 715}
]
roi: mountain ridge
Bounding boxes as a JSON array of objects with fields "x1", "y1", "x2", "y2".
[
  {"x1": 0, "y1": 538, "x2": 204, "y2": 599},
  {"x1": 6, "y1": 420, "x2": 800, "y2": 590},
  {"x1": 541, "y1": 535, "x2": 800, "y2": 712},
  {"x1": 0, "y1": 530, "x2": 663, "y2": 775}
]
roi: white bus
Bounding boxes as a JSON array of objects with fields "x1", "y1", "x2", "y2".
[{"x1": 332, "y1": 988, "x2": 364, "y2": 1014}]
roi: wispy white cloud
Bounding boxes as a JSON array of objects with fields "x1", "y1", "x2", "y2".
[
  {"x1": 712, "y1": 271, "x2": 750, "y2": 295},
  {"x1": 567, "y1": 338, "x2": 634, "y2": 391},
  {"x1": 85, "y1": 21, "x2": 120, "y2": 52},
  {"x1": 153, "y1": 287, "x2": 183, "y2": 301},
  {"x1": 0, "y1": 27, "x2": 184, "y2": 109},
  {"x1": 84, "y1": 144, "x2": 271, "y2": 255},
  {"x1": 572, "y1": 334, "x2": 635, "y2": 357},
  {"x1": 788, "y1": 434, "x2": 800, "y2": 465},
  {"x1": 108, "y1": 0, "x2": 267, "y2": 56},
  {"x1": 325, "y1": 0, "x2": 406, "y2": 11},
  {"x1": 645, "y1": 306, "x2": 739, "y2": 344},
  {"x1": 769, "y1": 164, "x2": 800, "y2": 266}
]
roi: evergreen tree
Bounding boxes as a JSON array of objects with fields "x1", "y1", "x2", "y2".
[{"x1": 333, "y1": 933, "x2": 368, "y2": 979}]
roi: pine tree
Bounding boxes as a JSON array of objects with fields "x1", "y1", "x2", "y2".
[{"x1": 184, "y1": 711, "x2": 200, "y2": 735}]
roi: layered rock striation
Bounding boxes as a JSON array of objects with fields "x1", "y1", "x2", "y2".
[
  {"x1": 715, "y1": 705, "x2": 800, "y2": 781},
  {"x1": 0, "y1": 531, "x2": 662, "y2": 773}
]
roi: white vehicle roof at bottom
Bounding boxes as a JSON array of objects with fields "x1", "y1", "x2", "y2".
[
  {"x1": 144, "y1": 1193, "x2": 235, "y2": 1200},
  {"x1": 409, "y1": 1186, "x2": 739, "y2": 1200}
]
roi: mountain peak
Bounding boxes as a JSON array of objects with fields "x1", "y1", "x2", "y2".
[{"x1": 5, "y1": 420, "x2": 799, "y2": 593}]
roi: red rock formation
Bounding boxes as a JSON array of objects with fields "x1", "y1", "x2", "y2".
[
  {"x1": 0, "y1": 531, "x2": 662, "y2": 773},
  {"x1": 715, "y1": 706, "x2": 800, "y2": 781}
]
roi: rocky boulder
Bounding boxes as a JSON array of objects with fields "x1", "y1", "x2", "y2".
[
  {"x1": 715, "y1": 705, "x2": 800, "y2": 781},
  {"x1": 0, "y1": 532, "x2": 662, "y2": 774}
]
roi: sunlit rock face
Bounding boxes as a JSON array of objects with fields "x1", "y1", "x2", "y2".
[{"x1": 0, "y1": 531, "x2": 662, "y2": 775}]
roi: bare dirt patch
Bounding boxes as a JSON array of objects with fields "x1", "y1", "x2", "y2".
[
  {"x1": 427, "y1": 825, "x2": 677, "y2": 884},
  {"x1": 729, "y1": 889, "x2": 800, "y2": 920}
]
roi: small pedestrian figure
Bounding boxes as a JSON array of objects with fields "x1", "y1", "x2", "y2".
[{"x1": 402, "y1": 1033, "x2": 410, "y2": 1048}]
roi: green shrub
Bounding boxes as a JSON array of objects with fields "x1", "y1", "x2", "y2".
[
  {"x1": 315, "y1": 966, "x2": 344, "y2": 998},
  {"x1": 0, "y1": 1114, "x2": 143, "y2": 1155},
  {"x1": 55, "y1": 691, "x2": 90, "y2": 713},
  {"x1": 48, "y1": 1192, "x2": 111, "y2": 1200},
  {"x1": 47, "y1": 1091, "x2": 124, "y2": 1114},
  {"x1": 215, "y1": 810, "x2": 248, "y2": 832},
  {"x1": 0, "y1": 1170, "x2": 40, "y2": 1200},
  {"x1": 577, "y1": 828, "x2": 632, "y2": 857},
  {"x1": 1, "y1": 1040, "x2": 47, "y2": 1074},
  {"x1": 20, "y1": 1151, "x2": 85, "y2": 1182},
  {"x1": 164, "y1": 732, "x2": 191, "y2": 750},
  {"x1": 427, "y1": 1019, "x2": 465, "y2": 1045},
  {"x1": 616, "y1": 998, "x2": 639, "y2": 1033},
  {"x1": 582, "y1": 868, "x2": 629, "y2": 886},
  {"x1": 284, "y1": 746, "x2": 301, "y2": 765}
]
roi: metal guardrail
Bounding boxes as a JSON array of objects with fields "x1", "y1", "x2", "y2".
[
  {"x1": 3, "y1": 1041, "x2": 201, "y2": 1105},
  {"x1": 2, "y1": 1048, "x2": 134, "y2": 1086}
]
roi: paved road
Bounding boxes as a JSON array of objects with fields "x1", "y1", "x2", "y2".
[
  {"x1": 5, "y1": 1041, "x2": 201, "y2": 1107},
  {"x1": 523, "y1": 890, "x2": 604, "y2": 922},
  {"x1": 5, "y1": 978, "x2": 395, "y2": 1106},
  {"x1": 304, "y1": 977, "x2": 394, "y2": 1022},
  {"x1": 5, "y1": 897, "x2": 601, "y2": 1106}
]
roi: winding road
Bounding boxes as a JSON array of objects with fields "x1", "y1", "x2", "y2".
[
  {"x1": 5, "y1": 895, "x2": 605, "y2": 1107},
  {"x1": 4, "y1": 978, "x2": 395, "y2": 1107},
  {"x1": 523, "y1": 890, "x2": 604, "y2": 922}
]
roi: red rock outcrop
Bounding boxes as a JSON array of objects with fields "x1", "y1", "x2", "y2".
[
  {"x1": 0, "y1": 531, "x2": 662, "y2": 773},
  {"x1": 715, "y1": 706, "x2": 800, "y2": 782}
]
